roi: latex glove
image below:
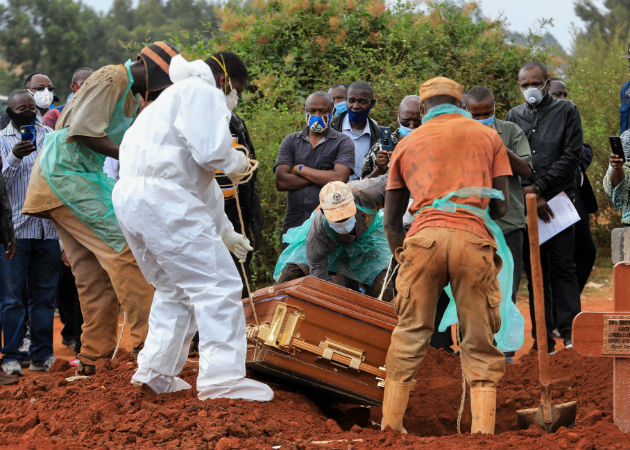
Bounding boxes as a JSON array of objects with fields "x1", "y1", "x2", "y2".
[{"x1": 222, "y1": 230, "x2": 253, "y2": 262}]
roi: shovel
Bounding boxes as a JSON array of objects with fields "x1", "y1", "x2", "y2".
[{"x1": 516, "y1": 194, "x2": 577, "y2": 433}]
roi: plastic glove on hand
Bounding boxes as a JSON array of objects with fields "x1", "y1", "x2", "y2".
[{"x1": 222, "y1": 230, "x2": 253, "y2": 262}]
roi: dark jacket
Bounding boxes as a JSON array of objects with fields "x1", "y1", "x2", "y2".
[
  {"x1": 505, "y1": 94, "x2": 583, "y2": 200},
  {"x1": 215, "y1": 113, "x2": 264, "y2": 244},
  {"x1": 331, "y1": 110, "x2": 381, "y2": 179}
]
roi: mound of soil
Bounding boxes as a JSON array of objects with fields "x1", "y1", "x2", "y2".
[{"x1": 0, "y1": 347, "x2": 627, "y2": 450}]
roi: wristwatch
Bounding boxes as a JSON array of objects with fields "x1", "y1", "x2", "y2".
[
  {"x1": 297, "y1": 164, "x2": 304, "y2": 176},
  {"x1": 532, "y1": 184, "x2": 541, "y2": 195}
]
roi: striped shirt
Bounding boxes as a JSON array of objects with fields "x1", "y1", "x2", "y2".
[{"x1": 0, "y1": 122, "x2": 58, "y2": 239}]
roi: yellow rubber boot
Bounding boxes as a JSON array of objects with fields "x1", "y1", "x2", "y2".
[
  {"x1": 470, "y1": 386, "x2": 496, "y2": 434},
  {"x1": 380, "y1": 378, "x2": 412, "y2": 433}
]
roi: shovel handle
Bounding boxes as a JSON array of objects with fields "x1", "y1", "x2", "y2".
[{"x1": 526, "y1": 194, "x2": 552, "y2": 389}]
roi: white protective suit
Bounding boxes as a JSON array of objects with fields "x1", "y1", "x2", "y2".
[{"x1": 112, "y1": 54, "x2": 273, "y2": 402}]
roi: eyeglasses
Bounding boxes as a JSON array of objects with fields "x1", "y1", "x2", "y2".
[{"x1": 28, "y1": 86, "x2": 55, "y2": 92}]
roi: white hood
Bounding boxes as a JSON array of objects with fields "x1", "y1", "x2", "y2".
[{"x1": 169, "y1": 54, "x2": 215, "y2": 86}]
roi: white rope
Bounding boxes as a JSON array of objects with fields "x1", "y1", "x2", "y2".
[
  {"x1": 228, "y1": 144, "x2": 260, "y2": 327},
  {"x1": 377, "y1": 255, "x2": 396, "y2": 301},
  {"x1": 112, "y1": 311, "x2": 126, "y2": 360},
  {"x1": 456, "y1": 323, "x2": 466, "y2": 433}
]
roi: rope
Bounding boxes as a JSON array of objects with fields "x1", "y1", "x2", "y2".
[
  {"x1": 377, "y1": 255, "x2": 397, "y2": 301},
  {"x1": 228, "y1": 144, "x2": 259, "y2": 327},
  {"x1": 112, "y1": 311, "x2": 126, "y2": 360},
  {"x1": 456, "y1": 322, "x2": 466, "y2": 434}
]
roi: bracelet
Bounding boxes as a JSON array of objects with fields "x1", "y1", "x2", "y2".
[
  {"x1": 297, "y1": 164, "x2": 304, "y2": 176},
  {"x1": 532, "y1": 184, "x2": 541, "y2": 194}
]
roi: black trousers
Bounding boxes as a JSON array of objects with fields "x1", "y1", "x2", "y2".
[
  {"x1": 523, "y1": 225, "x2": 581, "y2": 351},
  {"x1": 56, "y1": 263, "x2": 83, "y2": 346}
]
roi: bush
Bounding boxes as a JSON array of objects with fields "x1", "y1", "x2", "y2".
[
  {"x1": 184, "y1": 0, "x2": 549, "y2": 288},
  {"x1": 566, "y1": 29, "x2": 628, "y2": 255}
]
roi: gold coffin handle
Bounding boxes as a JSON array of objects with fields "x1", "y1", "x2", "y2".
[{"x1": 246, "y1": 302, "x2": 386, "y2": 379}]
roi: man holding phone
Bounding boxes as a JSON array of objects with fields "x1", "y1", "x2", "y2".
[
  {"x1": 363, "y1": 95, "x2": 422, "y2": 179},
  {"x1": 0, "y1": 89, "x2": 59, "y2": 376},
  {"x1": 331, "y1": 81, "x2": 381, "y2": 180},
  {"x1": 604, "y1": 131, "x2": 630, "y2": 225}
]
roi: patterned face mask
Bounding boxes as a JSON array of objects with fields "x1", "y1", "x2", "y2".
[{"x1": 305, "y1": 112, "x2": 333, "y2": 133}]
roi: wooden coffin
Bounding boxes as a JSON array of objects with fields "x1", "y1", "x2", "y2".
[{"x1": 243, "y1": 276, "x2": 398, "y2": 405}]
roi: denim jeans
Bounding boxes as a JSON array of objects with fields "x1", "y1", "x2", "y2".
[{"x1": 0, "y1": 239, "x2": 60, "y2": 363}]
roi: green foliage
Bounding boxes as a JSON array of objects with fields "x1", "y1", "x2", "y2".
[
  {"x1": 194, "y1": 0, "x2": 548, "y2": 287},
  {"x1": 575, "y1": 0, "x2": 629, "y2": 41},
  {"x1": 0, "y1": 0, "x2": 218, "y2": 98},
  {"x1": 566, "y1": 28, "x2": 627, "y2": 252}
]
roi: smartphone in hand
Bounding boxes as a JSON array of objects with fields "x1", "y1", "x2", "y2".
[
  {"x1": 609, "y1": 136, "x2": 626, "y2": 162},
  {"x1": 20, "y1": 125, "x2": 36, "y2": 149},
  {"x1": 379, "y1": 126, "x2": 394, "y2": 151}
]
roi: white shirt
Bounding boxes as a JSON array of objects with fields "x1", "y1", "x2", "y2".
[{"x1": 341, "y1": 114, "x2": 371, "y2": 181}]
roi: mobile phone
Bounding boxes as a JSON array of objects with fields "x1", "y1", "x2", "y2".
[
  {"x1": 379, "y1": 126, "x2": 394, "y2": 151},
  {"x1": 609, "y1": 136, "x2": 626, "y2": 162},
  {"x1": 20, "y1": 125, "x2": 36, "y2": 149}
]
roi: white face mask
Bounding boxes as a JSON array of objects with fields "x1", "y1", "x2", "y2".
[
  {"x1": 225, "y1": 89, "x2": 238, "y2": 112},
  {"x1": 30, "y1": 88, "x2": 54, "y2": 109},
  {"x1": 522, "y1": 86, "x2": 544, "y2": 105},
  {"x1": 328, "y1": 215, "x2": 356, "y2": 235}
]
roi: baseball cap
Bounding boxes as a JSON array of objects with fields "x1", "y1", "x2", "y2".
[
  {"x1": 622, "y1": 41, "x2": 630, "y2": 59},
  {"x1": 319, "y1": 181, "x2": 357, "y2": 222},
  {"x1": 419, "y1": 77, "x2": 463, "y2": 103}
]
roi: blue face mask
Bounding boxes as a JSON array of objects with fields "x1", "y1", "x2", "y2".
[
  {"x1": 305, "y1": 112, "x2": 333, "y2": 133},
  {"x1": 327, "y1": 215, "x2": 356, "y2": 235},
  {"x1": 347, "y1": 107, "x2": 371, "y2": 124},
  {"x1": 476, "y1": 116, "x2": 495, "y2": 126},
  {"x1": 334, "y1": 102, "x2": 347, "y2": 115},
  {"x1": 398, "y1": 125, "x2": 414, "y2": 138}
]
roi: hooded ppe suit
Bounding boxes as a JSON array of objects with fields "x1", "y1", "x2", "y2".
[{"x1": 112, "y1": 55, "x2": 273, "y2": 402}]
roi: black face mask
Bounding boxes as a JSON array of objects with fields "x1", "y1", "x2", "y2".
[{"x1": 6, "y1": 108, "x2": 36, "y2": 128}]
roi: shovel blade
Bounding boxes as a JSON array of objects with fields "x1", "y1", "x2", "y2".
[{"x1": 516, "y1": 401, "x2": 578, "y2": 433}]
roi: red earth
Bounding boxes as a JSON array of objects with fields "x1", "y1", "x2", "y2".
[{"x1": 0, "y1": 270, "x2": 627, "y2": 450}]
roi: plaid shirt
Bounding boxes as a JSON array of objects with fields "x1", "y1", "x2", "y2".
[{"x1": 0, "y1": 122, "x2": 58, "y2": 240}]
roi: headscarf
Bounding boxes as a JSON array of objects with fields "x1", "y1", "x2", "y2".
[{"x1": 137, "y1": 41, "x2": 179, "y2": 98}]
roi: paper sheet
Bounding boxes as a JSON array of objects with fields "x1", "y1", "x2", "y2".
[{"x1": 537, "y1": 191, "x2": 581, "y2": 245}]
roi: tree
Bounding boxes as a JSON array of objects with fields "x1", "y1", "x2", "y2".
[
  {"x1": 0, "y1": 0, "x2": 92, "y2": 97},
  {"x1": 187, "y1": 0, "x2": 549, "y2": 286},
  {"x1": 575, "y1": 0, "x2": 630, "y2": 41}
]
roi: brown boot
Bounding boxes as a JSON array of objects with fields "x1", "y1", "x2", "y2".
[
  {"x1": 380, "y1": 378, "x2": 412, "y2": 433},
  {"x1": 470, "y1": 386, "x2": 496, "y2": 434},
  {"x1": 76, "y1": 361, "x2": 96, "y2": 376}
]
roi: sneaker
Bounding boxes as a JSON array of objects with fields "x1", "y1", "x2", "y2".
[
  {"x1": 76, "y1": 361, "x2": 96, "y2": 376},
  {"x1": 29, "y1": 356, "x2": 56, "y2": 372},
  {"x1": 20, "y1": 360, "x2": 30, "y2": 369},
  {"x1": 505, "y1": 356, "x2": 515, "y2": 364},
  {"x1": 18, "y1": 337, "x2": 31, "y2": 353},
  {"x1": 2, "y1": 360, "x2": 23, "y2": 376},
  {"x1": 564, "y1": 337, "x2": 573, "y2": 349}
]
